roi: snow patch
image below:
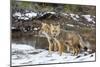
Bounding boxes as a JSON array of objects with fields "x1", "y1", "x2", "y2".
[
  {"x1": 12, "y1": 27, "x2": 16, "y2": 29},
  {"x1": 34, "y1": 28, "x2": 38, "y2": 31},
  {"x1": 62, "y1": 13, "x2": 69, "y2": 16},
  {"x1": 12, "y1": 43, "x2": 35, "y2": 51},
  {"x1": 46, "y1": 12, "x2": 56, "y2": 14},
  {"x1": 18, "y1": 16, "x2": 29, "y2": 20},
  {"x1": 67, "y1": 24, "x2": 74, "y2": 27},
  {"x1": 70, "y1": 14, "x2": 79, "y2": 21},
  {"x1": 11, "y1": 43, "x2": 95, "y2": 66},
  {"x1": 25, "y1": 12, "x2": 37, "y2": 18},
  {"x1": 76, "y1": 15, "x2": 80, "y2": 18},
  {"x1": 13, "y1": 12, "x2": 22, "y2": 17},
  {"x1": 82, "y1": 15, "x2": 94, "y2": 22}
]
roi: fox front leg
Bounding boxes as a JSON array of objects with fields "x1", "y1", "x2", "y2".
[
  {"x1": 48, "y1": 39, "x2": 53, "y2": 55},
  {"x1": 54, "y1": 38, "x2": 62, "y2": 56},
  {"x1": 66, "y1": 45, "x2": 70, "y2": 53},
  {"x1": 54, "y1": 41, "x2": 58, "y2": 51},
  {"x1": 58, "y1": 42, "x2": 62, "y2": 56}
]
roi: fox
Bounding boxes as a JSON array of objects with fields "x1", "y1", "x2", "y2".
[
  {"x1": 50, "y1": 24, "x2": 87, "y2": 55},
  {"x1": 40, "y1": 22, "x2": 87, "y2": 56},
  {"x1": 39, "y1": 23, "x2": 64, "y2": 55},
  {"x1": 39, "y1": 23, "x2": 54, "y2": 54}
]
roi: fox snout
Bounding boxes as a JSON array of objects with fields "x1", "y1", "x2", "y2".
[
  {"x1": 51, "y1": 32, "x2": 57, "y2": 37},
  {"x1": 52, "y1": 35, "x2": 56, "y2": 38}
]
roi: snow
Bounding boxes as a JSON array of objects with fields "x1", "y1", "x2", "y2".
[
  {"x1": 82, "y1": 15, "x2": 94, "y2": 22},
  {"x1": 18, "y1": 16, "x2": 29, "y2": 20},
  {"x1": 12, "y1": 12, "x2": 96, "y2": 25},
  {"x1": 13, "y1": 12, "x2": 37, "y2": 20},
  {"x1": 33, "y1": 28, "x2": 38, "y2": 31},
  {"x1": 76, "y1": 15, "x2": 80, "y2": 18},
  {"x1": 62, "y1": 13, "x2": 95, "y2": 24},
  {"x1": 24, "y1": 17, "x2": 29, "y2": 20},
  {"x1": 25, "y1": 12, "x2": 37, "y2": 18},
  {"x1": 13, "y1": 12, "x2": 22, "y2": 17},
  {"x1": 11, "y1": 43, "x2": 95, "y2": 66},
  {"x1": 66, "y1": 24, "x2": 74, "y2": 27},
  {"x1": 12, "y1": 44, "x2": 35, "y2": 51},
  {"x1": 62, "y1": 13, "x2": 69, "y2": 16},
  {"x1": 11, "y1": 27, "x2": 16, "y2": 29},
  {"x1": 70, "y1": 14, "x2": 79, "y2": 21},
  {"x1": 82, "y1": 15, "x2": 96, "y2": 24},
  {"x1": 46, "y1": 12, "x2": 56, "y2": 14}
]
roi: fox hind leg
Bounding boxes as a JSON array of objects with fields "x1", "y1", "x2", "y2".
[{"x1": 71, "y1": 46, "x2": 80, "y2": 56}]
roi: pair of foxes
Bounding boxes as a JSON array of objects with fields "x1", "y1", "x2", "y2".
[{"x1": 40, "y1": 22, "x2": 87, "y2": 56}]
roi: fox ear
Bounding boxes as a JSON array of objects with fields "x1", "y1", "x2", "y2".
[{"x1": 42, "y1": 23, "x2": 46, "y2": 26}]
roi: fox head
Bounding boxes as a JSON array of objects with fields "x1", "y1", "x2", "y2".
[
  {"x1": 40, "y1": 23, "x2": 51, "y2": 34},
  {"x1": 50, "y1": 24, "x2": 60, "y2": 37}
]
